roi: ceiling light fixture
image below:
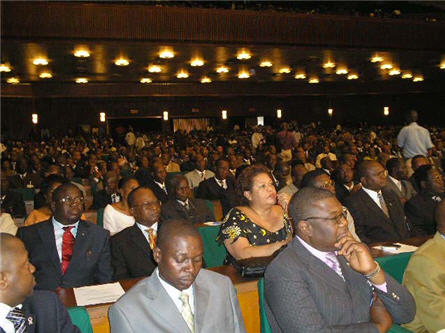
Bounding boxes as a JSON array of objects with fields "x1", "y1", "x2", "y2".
[
  {"x1": 380, "y1": 63, "x2": 393, "y2": 70},
  {"x1": 294, "y1": 73, "x2": 306, "y2": 79},
  {"x1": 440, "y1": 62, "x2": 445, "y2": 69},
  {"x1": 413, "y1": 75, "x2": 424, "y2": 82},
  {"x1": 140, "y1": 78, "x2": 152, "y2": 83},
  {"x1": 75, "y1": 77, "x2": 88, "y2": 84},
  {"x1": 33, "y1": 58, "x2": 48, "y2": 66},
  {"x1": 216, "y1": 66, "x2": 229, "y2": 73},
  {"x1": 6, "y1": 77, "x2": 20, "y2": 84},
  {"x1": 238, "y1": 71, "x2": 250, "y2": 79},
  {"x1": 328, "y1": 108, "x2": 334, "y2": 116},
  {"x1": 148, "y1": 65, "x2": 162, "y2": 73},
  {"x1": 336, "y1": 67, "x2": 348, "y2": 75},
  {"x1": 74, "y1": 49, "x2": 90, "y2": 58},
  {"x1": 308, "y1": 77, "x2": 319, "y2": 84},
  {"x1": 190, "y1": 58, "x2": 204, "y2": 67},
  {"x1": 200, "y1": 76, "x2": 211, "y2": 83},
  {"x1": 0, "y1": 64, "x2": 11, "y2": 72},
  {"x1": 323, "y1": 61, "x2": 336, "y2": 68},
  {"x1": 279, "y1": 67, "x2": 291, "y2": 74},
  {"x1": 159, "y1": 49, "x2": 174, "y2": 59},
  {"x1": 259, "y1": 61, "x2": 272, "y2": 67},
  {"x1": 389, "y1": 69, "x2": 401, "y2": 76},
  {"x1": 176, "y1": 70, "x2": 189, "y2": 79},
  {"x1": 221, "y1": 110, "x2": 228, "y2": 120},
  {"x1": 237, "y1": 50, "x2": 251, "y2": 60},
  {"x1": 384, "y1": 106, "x2": 390, "y2": 116},
  {"x1": 39, "y1": 72, "x2": 53, "y2": 79},
  {"x1": 347, "y1": 74, "x2": 358, "y2": 80},
  {"x1": 115, "y1": 58, "x2": 130, "y2": 66},
  {"x1": 402, "y1": 72, "x2": 413, "y2": 79},
  {"x1": 371, "y1": 56, "x2": 384, "y2": 63}
]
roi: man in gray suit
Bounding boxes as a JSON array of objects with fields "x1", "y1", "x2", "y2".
[
  {"x1": 265, "y1": 187, "x2": 415, "y2": 333},
  {"x1": 385, "y1": 158, "x2": 416, "y2": 204},
  {"x1": 109, "y1": 219, "x2": 246, "y2": 333}
]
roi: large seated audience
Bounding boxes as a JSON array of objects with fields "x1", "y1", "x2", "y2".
[{"x1": 1, "y1": 113, "x2": 445, "y2": 332}]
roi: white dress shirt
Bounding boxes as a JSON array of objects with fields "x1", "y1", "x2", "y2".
[
  {"x1": 388, "y1": 175, "x2": 402, "y2": 192},
  {"x1": 362, "y1": 187, "x2": 385, "y2": 210},
  {"x1": 156, "y1": 268, "x2": 195, "y2": 315},
  {"x1": 136, "y1": 222, "x2": 158, "y2": 243},
  {"x1": 154, "y1": 181, "x2": 168, "y2": 194},
  {"x1": 0, "y1": 303, "x2": 22, "y2": 333},
  {"x1": 52, "y1": 217, "x2": 79, "y2": 262}
]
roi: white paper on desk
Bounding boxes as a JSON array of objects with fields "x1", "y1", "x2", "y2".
[
  {"x1": 372, "y1": 243, "x2": 418, "y2": 254},
  {"x1": 74, "y1": 282, "x2": 125, "y2": 306}
]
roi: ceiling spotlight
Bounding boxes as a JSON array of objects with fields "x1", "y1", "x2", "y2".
[
  {"x1": 279, "y1": 67, "x2": 291, "y2": 74},
  {"x1": 294, "y1": 73, "x2": 306, "y2": 79},
  {"x1": 236, "y1": 50, "x2": 251, "y2": 60},
  {"x1": 402, "y1": 72, "x2": 413, "y2": 79},
  {"x1": 216, "y1": 66, "x2": 229, "y2": 73},
  {"x1": 159, "y1": 49, "x2": 175, "y2": 59},
  {"x1": 259, "y1": 61, "x2": 272, "y2": 67},
  {"x1": 323, "y1": 61, "x2": 336, "y2": 68},
  {"x1": 380, "y1": 63, "x2": 393, "y2": 70},
  {"x1": 176, "y1": 70, "x2": 189, "y2": 79},
  {"x1": 190, "y1": 58, "x2": 204, "y2": 67},
  {"x1": 115, "y1": 58, "x2": 130, "y2": 66},
  {"x1": 39, "y1": 72, "x2": 53, "y2": 79},
  {"x1": 6, "y1": 77, "x2": 20, "y2": 84},
  {"x1": 75, "y1": 77, "x2": 88, "y2": 84},
  {"x1": 413, "y1": 75, "x2": 424, "y2": 82},
  {"x1": 347, "y1": 74, "x2": 358, "y2": 80},
  {"x1": 238, "y1": 71, "x2": 250, "y2": 79},
  {"x1": 140, "y1": 78, "x2": 152, "y2": 83},
  {"x1": 370, "y1": 56, "x2": 384, "y2": 63},
  {"x1": 440, "y1": 62, "x2": 445, "y2": 69},
  {"x1": 389, "y1": 69, "x2": 401, "y2": 76},
  {"x1": 200, "y1": 76, "x2": 212, "y2": 83},
  {"x1": 74, "y1": 49, "x2": 90, "y2": 58},
  {"x1": 0, "y1": 64, "x2": 11, "y2": 72},
  {"x1": 336, "y1": 67, "x2": 348, "y2": 75},
  {"x1": 33, "y1": 58, "x2": 48, "y2": 66},
  {"x1": 148, "y1": 65, "x2": 162, "y2": 73},
  {"x1": 308, "y1": 77, "x2": 319, "y2": 84}
]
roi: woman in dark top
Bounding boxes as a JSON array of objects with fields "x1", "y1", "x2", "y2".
[{"x1": 217, "y1": 164, "x2": 292, "y2": 264}]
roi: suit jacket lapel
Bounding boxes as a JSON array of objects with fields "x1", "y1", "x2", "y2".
[
  {"x1": 22, "y1": 301, "x2": 36, "y2": 333},
  {"x1": 359, "y1": 189, "x2": 391, "y2": 223},
  {"x1": 66, "y1": 220, "x2": 90, "y2": 275},
  {"x1": 193, "y1": 276, "x2": 209, "y2": 332},
  {"x1": 146, "y1": 274, "x2": 191, "y2": 333},
  {"x1": 130, "y1": 224, "x2": 152, "y2": 255},
  {"x1": 38, "y1": 220, "x2": 62, "y2": 274}
]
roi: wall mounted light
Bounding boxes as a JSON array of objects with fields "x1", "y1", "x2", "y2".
[
  {"x1": 99, "y1": 112, "x2": 106, "y2": 122},
  {"x1": 222, "y1": 110, "x2": 227, "y2": 120},
  {"x1": 32, "y1": 114, "x2": 38, "y2": 124},
  {"x1": 384, "y1": 107, "x2": 389, "y2": 116},
  {"x1": 163, "y1": 111, "x2": 169, "y2": 121},
  {"x1": 276, "y1": 109, "x2": 282, "y2": 119},
  {"x1": 328, "y1": 108, "x2": 333, "y2": 116}
]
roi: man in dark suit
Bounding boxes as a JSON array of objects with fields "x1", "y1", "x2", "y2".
[
  {"x1": 265, "y1": 187, "x2": 415, "y2": 332},
  {"x1": 111, "y1": 186, "x2": 160, "y2": 280},
  {"x1": 197, "y1": 158, "x2": 237, "y2": 216},
  {"x1": 162, "y1": 175, "x2": 214, "y2": 224},
  {"x1": 1, "y1": 174, "x2": 26, "y2": 218},
  {"x1": 7, "y1": 159, "x2": 42, "y2": 189},
  {"x1": 405, "y1": 165, "x2": 445, "y2": 236},
  {"x1": 17, "y1": 183, "x2": 113, "y2": 291},
  {"x1": 333, "y1": 163, "x2": 360, "y2": 205},
  {"x1": 0, "y1": 233, "x2": 80, "y2": 333},
  {"x1": 344, "y1": 161, "x2": 412, "y2": 244},
  {"x1": 146, "y1": 162, "x2": 169, "y2": 203},
  {"x1": 385, "y1": 158, "x2": 416, "y2": 205}
]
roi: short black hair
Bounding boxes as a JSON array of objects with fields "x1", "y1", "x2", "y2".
[
  {"x1": 51, "y1": 182, "x2": 81, "y2": 202},
  {"x1": 40, "y1": 174, "x2": 66, "y2": 196},
  {"x1": 156, "y1": 219, "x2": 201, "y2": 250},
  {"x1": 356, "y1": 160, "x2": 380, "y2": 180},
  {"x1": 413, "y1": 164, "x2": 434, "y2": 190},
  {"x1": 127, "y1": 186, "x2": 154, "y2": 208},
  {"x1": 300, "y1": 169, "x2": 328, "y2": 189},
  {"x1": 215, "y1": 158, "x2": 230, "y2": 168},
  {"x1": 288, "y1": 187, "x2": 335, "y2": 227},
  {"x1": 386, "y1": 158, "x2": 401, "y2": 174},
  {"x1": 118, "y1": 176, "x2": 138, "y2": 190}
]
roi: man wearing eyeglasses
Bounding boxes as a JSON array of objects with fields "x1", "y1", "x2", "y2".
[
  {"x1": 344, "y1": 161, "x2": 412, "y2": 244},
  {"x1": 265, "y1": 187, "x2": 415, "y2": 332},
  {"x1": 17, "y1": 183, "x2": 113, "y2": 290}
]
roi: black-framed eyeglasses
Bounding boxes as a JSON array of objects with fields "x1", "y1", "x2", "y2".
[
  {"x1": 304, "y1": 207, "x2": 348, "y2": 225},
  {"x1": 58, "y1": 196, "x2": 85, "y2": 206},
  {"x1": 132, "y1": 201, "x2": 159, "y2": 208}
]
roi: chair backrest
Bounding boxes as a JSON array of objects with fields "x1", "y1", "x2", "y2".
[
  {"x1": 257, "y1": 278, "x2": 272, "y2": 333},
  {"x1": 197, "y1": 225, "x2": 227, "y2": 268},
  {"x1": 375, "y1": 252, "x2": 413, "y2": 284},
  {"x1": 67, "y1": 306, "x2": 93, "y2": 333}
]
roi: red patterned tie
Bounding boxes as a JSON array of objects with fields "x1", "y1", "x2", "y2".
[{"x1": 61, "y1": 226, "x2": 75, "y2": 274}]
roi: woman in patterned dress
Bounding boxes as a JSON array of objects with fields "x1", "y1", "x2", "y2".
[{"x1": 217, "y1": 164, "x2": 293, "y2": 264}]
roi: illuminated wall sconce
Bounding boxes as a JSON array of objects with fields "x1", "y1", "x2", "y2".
[
  {"x1": 99, "y1": 112, "x2": 106, "y2": 122},
  {"x1": 159, "y1": 48, "x2": 175, "y2": 59},
  {"x1": 384, "y1": 107, "x2": 389, "y2": 116},
  {"x1": 163, "y1": 111, "x2": 169, "y2": 121},
  {"x1": 74, "y1": 48, "x2": 90, "y2": 58},
  {"x1": 276, "y1": 109, "x2": 282, "y2": 119},
  {"x1": 32, "y1": 114, "x2": 38, "y2": 124},
  {"x1": 222, "y1": 110, "x2": 228, "y2": 120},
  {"x1": 328, "y1": 108, "x2": 334, "y2": 116}
]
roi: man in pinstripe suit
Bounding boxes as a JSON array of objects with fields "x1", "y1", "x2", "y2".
[{"x1": 265, "y1": 187, "x2": 415, "y2": 333}]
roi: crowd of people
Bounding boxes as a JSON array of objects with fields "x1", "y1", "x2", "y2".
[{"x1": 1, "y1": 111, "x2": 444, "y2": 332}]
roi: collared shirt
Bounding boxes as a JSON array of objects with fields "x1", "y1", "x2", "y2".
[
  {"x1": 52, "y1": 217, "x2": 79, "y2": 262},
  {"x1": 344, "y1": 183, "x2": 354, "y2": 192},
  {"x1": 0, "y1": 303, "x2": 22, "y2": 333},
  {"x1": 156, "y1": 268, "x2": 195, "y2": 315},
  {"x1": 388, "y1": 175, "x2": 402, "y2": 192},
  {"x1": 214, "y1": 177, "x2": 227, "y2": 190},
  {"x1": 154, "y1": 181, "x2": 167, "y2": 193},
  {"x1": 362, "y1": 187, "x2": 384, "y2": 210},
  {"x1": 297, "y1": 236, "x2": 387, "y2": 292},
  {"x1": 397, "y1": 122, "x2": 434, "y2": 158},
  {"x1": 177, "y1": 199, "x2": 190, "y2": 209},
  {"x1": 136, "y1": 222, "x2": 158, "y2": 243}
]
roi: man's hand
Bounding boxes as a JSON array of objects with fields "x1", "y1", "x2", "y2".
[{"x1": 370, "y1": 293, "x2": 393, "y2": 333}]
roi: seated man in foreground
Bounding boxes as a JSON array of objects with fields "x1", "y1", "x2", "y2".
[
  {"x1": 402, "y1": 200, "x2": 445, "y2": 332},
  {"x1": 265, "y1": 187, "x2": 415, "y2": 332},
  {"x1": 109, "y1": 219, "x2": 246, "y2": 333},
  {"x1": 17, "y1": 183, "x2": 113, "y2": 290},
  {"x1": 0, "y1": 233, "x2": 80, "y2": 333}
]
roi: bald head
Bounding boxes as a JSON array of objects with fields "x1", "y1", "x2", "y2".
[
  {"x1": 0, "y1": 233, "x2": 20, "y2": 270},
  {"x1": 434, "y1": 200, "x2": 445, "y2": 233}
]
